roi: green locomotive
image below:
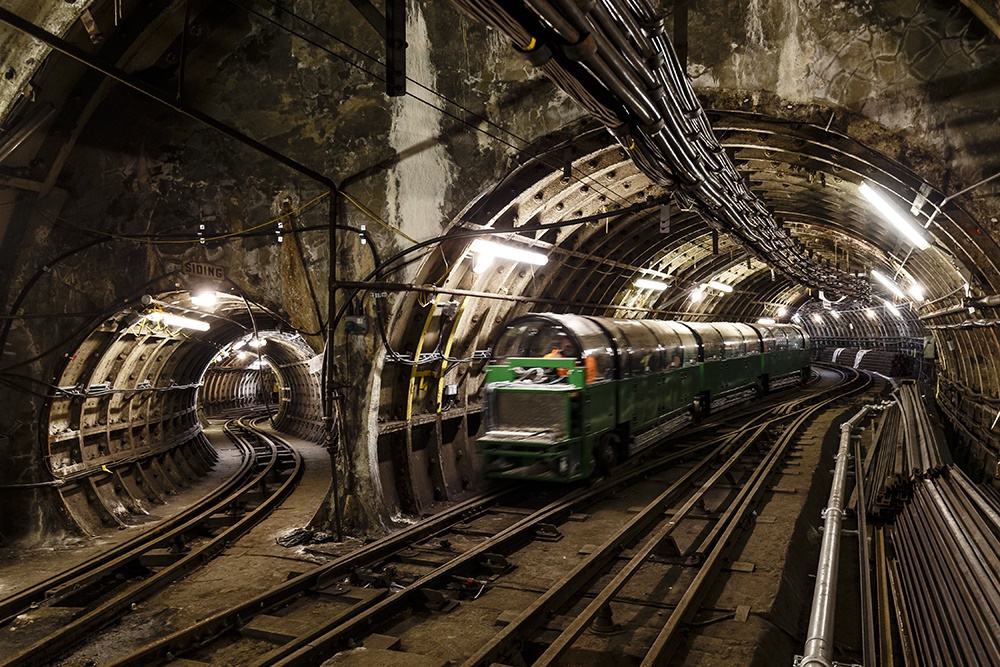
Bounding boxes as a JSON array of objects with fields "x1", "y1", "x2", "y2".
[{"x1": 480, "y1": 313, "x2": 810, "y2": 481}]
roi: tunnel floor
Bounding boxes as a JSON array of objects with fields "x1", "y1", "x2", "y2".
[{"x1": 0, "y1": 424, "x2": 245, "y2": 600}]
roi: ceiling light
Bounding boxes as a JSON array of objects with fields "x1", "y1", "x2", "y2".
[
  {"x1": 190, "y1": 291, "x2": 218, "y2": 307},
  {"x1": 830, "y1": 310, "x2": 841, "y2": 319},
  {"x1": 635, "y1": 278, "x2": 668, "y2": 291},
  {"x1": 812, "y1": 314, "x2": 824, "y2": 324},
  {"x1": 248, "y1": 337, "x2": 267, "y2": 348},
  {"x1": 708, "y1": 280, "x2": 733, "y2": 293},
  {"x1": 882, "y1": 299, "x2": 902, "y2": 318},
  {"x1": 233, "y1": 339, "x2": 247, "y2": 350},
  {"x1": 791, "y1": 314, "x2": 802, "y2": 323},
  {"x1": 472, "y1": 254, "x2": 494, "y2": 274},
  {"x1": 690, "y1": 288, "x2": 705, "y2": 303},
  {"x1": 470, "y1": 239, "x2": 547, "y2": 272},
  {"x1": 859, "y1": 182, "x2": 930, "y2": 250},
  {"x1": 145, "y1": 312, "x2": 210, "y2": 332},
  {"x1": 238, "y1": 351, "x2": 249, "y2": 360},
  {"x1": 871, "y1": 269, "x2": 906, "y2": 299},
  {"x1": 865, "y1": 308, "x2": 878, "y2": 320},
  {"x1": 908, "y1": 283, "x2": 925, "y2": 302},
  {"x1": 776, "y1": 306, "x2": 788, "y2": 318},
  {"x1": 757, "y1": 317, "x2": 776, "y2": 325}
]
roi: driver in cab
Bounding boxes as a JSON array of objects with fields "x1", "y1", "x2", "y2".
[{"x1": 544, "y1": 333, "x2": 597, "y2": 383}]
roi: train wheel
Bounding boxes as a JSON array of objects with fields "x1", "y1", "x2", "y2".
[{"x1": 594, "y1": 434, "x2": 617, "y2": 476}]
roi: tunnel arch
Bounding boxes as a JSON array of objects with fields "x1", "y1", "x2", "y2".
[
  {"x1": 40, "y1": 289, "x2": 323, "y2": 535},
  {"x1": 359, "y1": 108, "x2": 994, "y2": 518}
]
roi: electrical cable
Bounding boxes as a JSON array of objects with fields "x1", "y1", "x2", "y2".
[
  {"x1": 326, "y1": 199, "x2": 660, "y2": 367},
  {"x1": 450, "y1": 0, "x2": 870, "y2": 299},
  {"x1": 0, "y1": 270, "x2": 193, "y2": 375},
  {"x1": 231, "y1": 0, "x2": 634, "y2": 210},
  {"x1": 41, "y1": 190, "x2": 331, "y2": 245}
]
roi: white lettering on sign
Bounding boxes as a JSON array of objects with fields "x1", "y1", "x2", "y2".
[{"x1": 183, "y1": 261, "x2": 226, "y2": 280}]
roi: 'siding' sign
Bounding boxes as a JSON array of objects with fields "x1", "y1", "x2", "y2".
[{"x1": 183, "y1": 261, "x2": 226, "y2": 280}]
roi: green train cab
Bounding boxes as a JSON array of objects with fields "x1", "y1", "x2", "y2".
[{"x1": 479, "y1": 313, "x2": 810, "y2": 482}]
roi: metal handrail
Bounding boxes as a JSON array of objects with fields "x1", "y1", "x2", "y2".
[{"x1": 799, "y1": 406, "x2": 871, "y2": 667}]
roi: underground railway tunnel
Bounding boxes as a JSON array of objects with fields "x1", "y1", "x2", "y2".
[{"x1": 0, "y1": 0, "x2": 999, "y2": 665}]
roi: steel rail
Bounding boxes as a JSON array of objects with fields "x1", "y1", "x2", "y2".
[
  {"x1": 472, "y1": 365, "x2": 859, "y2": 667},
  {"x1": 106, "y1": 484, "x2": 519, "y2": 667},
  {"x1": 0, "y1": 420, "x2": 257, "y2": 625},
  {"x1": 873, "y1": 529, "x2": 895, "y2": 667},
  {"x1": 640, "y1": 368, "x2": 872, "y2": 667},
  {"x1": 261, "y1": 440, "x2": 723, "y2": 667},
  {"x1": 853, "y1": 423, "x2": 877, "y2": 666},
  {"x1": 476, "y1": 365, "x2": 863, "y2": 667},
  {"x1": 202, "y1": 383, "x2": 828, "y2": 667},
  {"x1": 527, "y1": 420, "x2": 776, "y2": 667},
  {"x1": 109, "y1": 366, "x2": 841, "y2": 667},
  {"x1": 886, "y1": 557, "x2": 921, "y2": 665},
  {"x1": 0, "y1": 421, "x2": 303, "y2": 667},
  {"x1": 918, "y1": 480, "x2": 1000, "y2": 660},
  {"x1": 900, "y1": 499, "x2": 973, "y2": 663}
]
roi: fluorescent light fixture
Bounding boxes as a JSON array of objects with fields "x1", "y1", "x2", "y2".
[
  {"x1": 882, "y1": 298, "x2": 902, "y2": 318},
  {"x1": 145, "y1": 311, "x2": 210, "y2": 332},
  {"x1": 908, "y1": 283, "x2": 925, "y2": 302},
  {"x1": 865, "y1": 308, "x2": 877, "y2": 320},
  {"x1": 776, "y1": 306, "x2": 788, "y2": 318},
  {"x1": 859, "y1": 182, "x2": 930, "y2": 250},
  {"x1": 472, "y1": 254, "x2": 494, "y2": 274},
  {"x1": 470, "y1": 239, "x2": 547, "y2": 273},
  {"x1": 190, "y1": 291, "x2": 218, "y2": 307},
  {"x1": 757, "y1": 317, "x2": 776, "y2": 325},
  {"x1": 871, "y1": 269, "x2": 906, "y2": 299},
  {"x1": 635, "y1": 278, "x2": 668, "y2": 291},
  {"x1": 708, "y1": 280, "x2": 733, "y2": 293},
  {"x1": 690, "y1": 288, "x2": 705, "y2": 303},
  {"x1": 249, "y1": 359, "x2": 268, "y2": 370},
  {"x1": 233, "y1": 339, "x2": 247, "y2": 350},
  {"x1": 248, "y1": 337, "x2": 267, "y2": 348}
]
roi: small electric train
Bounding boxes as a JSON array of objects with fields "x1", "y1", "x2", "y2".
[{"x1": 479, "y1": 313, "x2": 811, "y2": 482}]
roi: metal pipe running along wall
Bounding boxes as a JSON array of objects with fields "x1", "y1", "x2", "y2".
[{"x1": 799, "y1": 406, "x2": 872, "y2": 667}]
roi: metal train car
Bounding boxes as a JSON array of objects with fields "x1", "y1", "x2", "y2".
[{"x1": 479, "y1": 313, "x2": 810, "y2": 482}]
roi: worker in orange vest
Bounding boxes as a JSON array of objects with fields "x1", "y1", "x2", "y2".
[{"x1": 544, "y1": 333, "x2": 597, "y2": 383}]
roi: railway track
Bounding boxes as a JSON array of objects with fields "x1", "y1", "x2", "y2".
[
  {"x1": 0, "y1": 417, "x2": 302, "y2": 667},
  {"x1": 83, "y1": 365, "x2": 870, "y2": 667}
]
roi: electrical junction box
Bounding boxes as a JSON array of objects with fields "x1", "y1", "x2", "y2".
[{"x1": 345, "y1": 315, "x2": 369, "y2": 335}]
